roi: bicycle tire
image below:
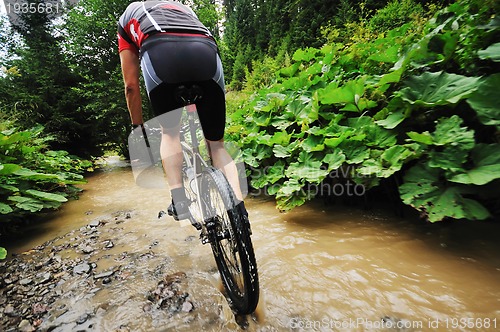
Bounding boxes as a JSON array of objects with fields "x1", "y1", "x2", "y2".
[{"x1": 200, "y1": 167, "x2": 259, "y2": 314}]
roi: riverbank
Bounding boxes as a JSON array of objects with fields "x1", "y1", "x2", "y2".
[
  {"x1": 0, "y1": 210, "x2": 243, "y2": 331},
  {"x1": 2, "y1": 165, "x2": 499, "y2": 332}
]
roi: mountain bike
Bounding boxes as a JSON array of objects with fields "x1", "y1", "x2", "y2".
[{"x1": 158, "y1": 84, "x2": 259, "y2": 315}]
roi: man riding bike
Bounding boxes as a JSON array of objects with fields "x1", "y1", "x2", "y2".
[{"x1": 117, "y1": 0, "x2": 248, "y2": 220}]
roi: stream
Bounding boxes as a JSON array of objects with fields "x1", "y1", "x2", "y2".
[{"x1": 2, "y1": 158, "x2": 500, "y2": 331}]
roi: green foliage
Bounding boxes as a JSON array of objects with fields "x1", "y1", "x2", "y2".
[
  {"x1": 0, "y1": 124, "x2": 90, "y2": 221},
  {"x1": 226, "y1": 0, "x2": 500, "y2": 222},
  {"x1": 368, "y1": 0, "x2": 425, "y2": 33}
]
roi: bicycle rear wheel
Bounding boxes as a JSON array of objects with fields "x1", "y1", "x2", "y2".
[{"x1": 200, "y1": 167, "x2": 259, "y2": 314}]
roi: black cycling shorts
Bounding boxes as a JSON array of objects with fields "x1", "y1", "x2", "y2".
[{"x1": 140, "y1": 34, "x2": 226, "y2": 141}]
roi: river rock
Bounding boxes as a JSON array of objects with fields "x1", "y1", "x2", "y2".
[
  {"x1": 88, "y1": 220, "x2": 100, "y2": 227},
  {"x1": 19, "y1": 278, "x2": 33, "y2": 286},
  {"x1": 76, "y1": 313, "x2": 89, "y2": 325},
  {"x1": 73, "y1": 263, "x2": 91, "y2": 275},
  {"x1": 181, "y1": 301, "x2": 194, "y2": 313},
  {"x1": 36, "y1": 272, "x2": 52, "y2": 284},
  {"x1": 18, "y1": 319, "x2": 35, "y2": 332},
  {"x1": 94, "y1": 271, "x2": 114, "y2": 280},
  {"x1": 102, "y1": 277, "x2": 112, "y2": 284},
  {"x1": 4, "y1": 304, "x2": 16, "y2": 316}
]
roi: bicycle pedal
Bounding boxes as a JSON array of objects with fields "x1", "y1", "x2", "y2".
[{"x1": 200, "y1": 232, "x2": 210, "y2": 244}]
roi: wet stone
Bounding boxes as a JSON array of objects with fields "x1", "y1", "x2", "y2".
[
  {"x1": 19, "y1": 278, "x2": 33, "y2": 286},
  {"x1": 76, "y1": 313, "x2": 89, "y2": 325},
  {"x1": 104, "y1": 240, "x2": 114, "y2": 249},
  {"x1": 37, "y1": 272, "x2": 52, "y2": 284},
  {"x1": 81, "y1": 245, "x2": 94, "y2": 254},
  {"x1": 93, "y1": 271, "x2": 114, "y2": 280},
  {"x1": 88, "y1": 220, "x2": 100, "y2": 227},
  {"x1": 181, "y1": 301, "x2": 194, "y2": 313},
  {"x1": 73, "y1": 263, "x2": 91, "y2": 275},
  {"x1": 4, "y1": 303, "x2": 16, "y2": 316},
  {"x1": 102, "y1": 277, "x2": 112, "y2": 284},
  {"x1": 17, "y1": 319, "x2": 34, "y2": 332}
]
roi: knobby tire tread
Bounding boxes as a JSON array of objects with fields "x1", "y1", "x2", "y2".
[{"x1": 202, "y1": 167, "x2": 259, "y2": 315}]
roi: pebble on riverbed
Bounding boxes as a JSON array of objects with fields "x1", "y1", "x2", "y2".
[
  {"x1": 0, "y1": 211, "x2": 138, "y2": 331},
  {"x1": 147, "y1": 272, "x2": 194, "y2": 314}
]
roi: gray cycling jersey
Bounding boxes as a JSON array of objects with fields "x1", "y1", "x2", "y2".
[{"x1": 118, "y1": 0, "x2": 212, "y2": 50}]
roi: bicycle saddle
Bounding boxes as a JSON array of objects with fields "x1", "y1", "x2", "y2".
[{"x1": 174, "y1": 84, "x2": 204, "y2": 105}]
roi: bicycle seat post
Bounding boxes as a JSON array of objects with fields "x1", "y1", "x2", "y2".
[{"x1": 174, "y1": 84, "x2": 204, "y2": 167}]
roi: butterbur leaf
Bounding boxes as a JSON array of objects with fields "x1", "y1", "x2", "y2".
[
  {"x1": 428, "y1": 146, "x2": 468, "y2": 172},
  {"x1": 0, "y1": 164, "x2": 22, "y2": 175},
  {"x1": 0, "y1": 202, "x2": 13, "y2": 214},
  {"x1": 433, "y1": 115, "x2": 474, "y2": 149},
  {"x1": 0, "y1": 247, "x2": 6, "y2": 260},
  {"x1": 319, "y1": 78, "x2": 365, "y2": 106},
  {"x1": 269, "y1": 131, "x2": 292, "y2": 146},
  {"x1": 292, "y1": 47, "x2": 320, "y2": 62},
  {"x1": 340, "y1": 141, "x2": 370, "y2": 164},
  {"x1": 450, "y1": 144, "x2": 500, "y2": 185},
  {"x1": 368, "y1": 44, "x2": 400, "y2": 63},
  {"x1": 407, "y1": 131, "x2": 433, "y2": 145},
  {"x1": 322, "y1": 149, "x2": 346, "y2": 171},
  {"x1": 276, "y1": 192, "x2": 308, "y2": 212},
  {"x1": 398, "y1": 71, "x2": 480, "y2": 107},
  {"x1": 276, "y1": 178, "x2": 303, "y2": 197},
  {"x1": 302, "y1": 135, "x2": 325, "y2": 152},
  {"x1": 478, "y1": 43, "x2": 500, "y2": 62},
  {"x1": 273, "y1": 145, "x2": 291, "y2": 158},
  {"x1": 12, "y1": 168, "x2": 62, "y2": 181},
  {"x1": 376, "y1": 111, "x2": 406, "y2": 129},
  {"x1": 466, "y1": 74, "x2": 500, "y2": 127},
  {"x1": 25, "y1": 189, "x2": 68, "y2": 202},
  {"x1": 399, "y1": 164, "x2": 491, "y2": 222},
  {"x1": 9, "y1": 196, "x2": 45, "y2": 213}
]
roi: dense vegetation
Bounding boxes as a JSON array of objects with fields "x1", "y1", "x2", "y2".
[
  {"x1": 226, "y1": 0, "x2": 500, "y2": 222},
  {"x1": 0, "y1": 0, "x2": 499, "y2": 257}
]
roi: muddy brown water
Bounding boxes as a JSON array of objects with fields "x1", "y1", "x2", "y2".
[{"x1": 4, "y1": 158, "x2": 500, "y2": 331}]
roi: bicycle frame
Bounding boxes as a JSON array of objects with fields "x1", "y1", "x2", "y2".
[{"x1": 180, "y1": 104, "x2": 212, "y2": 234}]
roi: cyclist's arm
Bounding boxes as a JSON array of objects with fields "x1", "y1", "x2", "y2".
[{"x1": 120, "y1": 49, "x2": 143, "y2": 125}]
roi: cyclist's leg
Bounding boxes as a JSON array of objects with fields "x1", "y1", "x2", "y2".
[
  {"x1": 160, "y1": 123, "x2": 183, "y2": 190},
  {"x1": 206, "y1": 139, "x2": 244, "y2": 203}
]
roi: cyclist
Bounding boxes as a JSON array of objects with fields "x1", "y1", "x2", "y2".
[{"x1": 118, "y1": 1, "x2": 248, "y2": 220}]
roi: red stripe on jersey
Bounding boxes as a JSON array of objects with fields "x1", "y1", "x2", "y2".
[{"x1": 160, "y1": 4, "x2": 187, "y2": 12}]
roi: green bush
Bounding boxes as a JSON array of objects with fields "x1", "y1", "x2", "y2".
[
  {"x1": 226, "y1": 0, "x2": 500, "y2": 222},
  {"x1": 368, "y1": 0, "x2": 425, "y2": 33},
  {"x1": 0, "y1": 124, "x2": 90, "y2": 220}
]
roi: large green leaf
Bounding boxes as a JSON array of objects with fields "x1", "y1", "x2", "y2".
[
  {"x1": 399, "y1": 164, "x2": 490, "y2": 222},
  {"x1": 9, "y1": 196, "x2": 45, "y2": 213},
  {"x1": 0, "y1": 247, "x2": 6, "y2": 260},
  {"x1": 319, "y1": 78, "x2": 365, "y2": 106},
  {"x1": 251, "y1": 161, "x2": 285, "y2": 189},
  {"x1": 285, "y1": 152, "x2": 329, "y2": 184},
  {"x1": 466, "y1": 74, "x2": 500, "y2": 127},
  {"x1": 428, "y1": 147, "x2": 468, "y2": 172},
  {"x1": 397, "y1": 71, "x2": 480, "y2": 107},
  {"x1": 322, "y1": 149, "x2": 346, "y2": 172},
  {"x1": 0, "y1": 164, "x2": 22, "y2": 175},
  {"x1": 450, "y1": 144, "x2": 500, "y2": 185},
  {"x1": 26, "y1": 189, "x2": 68, "y2": 202},
  {"x1": 12, "y1": 168, "x2": 62, "y2": 181},
  {"x1": 0, "y1": 202, "x2": 13, "y2": 214},
  {"x1": 357, "y1": 145, "x2": 415, "y2": 178},
  {"x1": 478, "y1": 43, "x2": 500, "y2": 62},
  {"x1": 302, "y1": 135, "x2": 325, "y2": 152},
  {"x1": 376, "y1": 111, "x2": 406, "y2": 129},
  {"x1": 432, "y1": 115, "x2": 474, "y2": 149}
]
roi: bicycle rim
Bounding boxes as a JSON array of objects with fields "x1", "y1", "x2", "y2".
[{"x1": 200, "y1": 167, "x2": 259, "y2": 314}]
